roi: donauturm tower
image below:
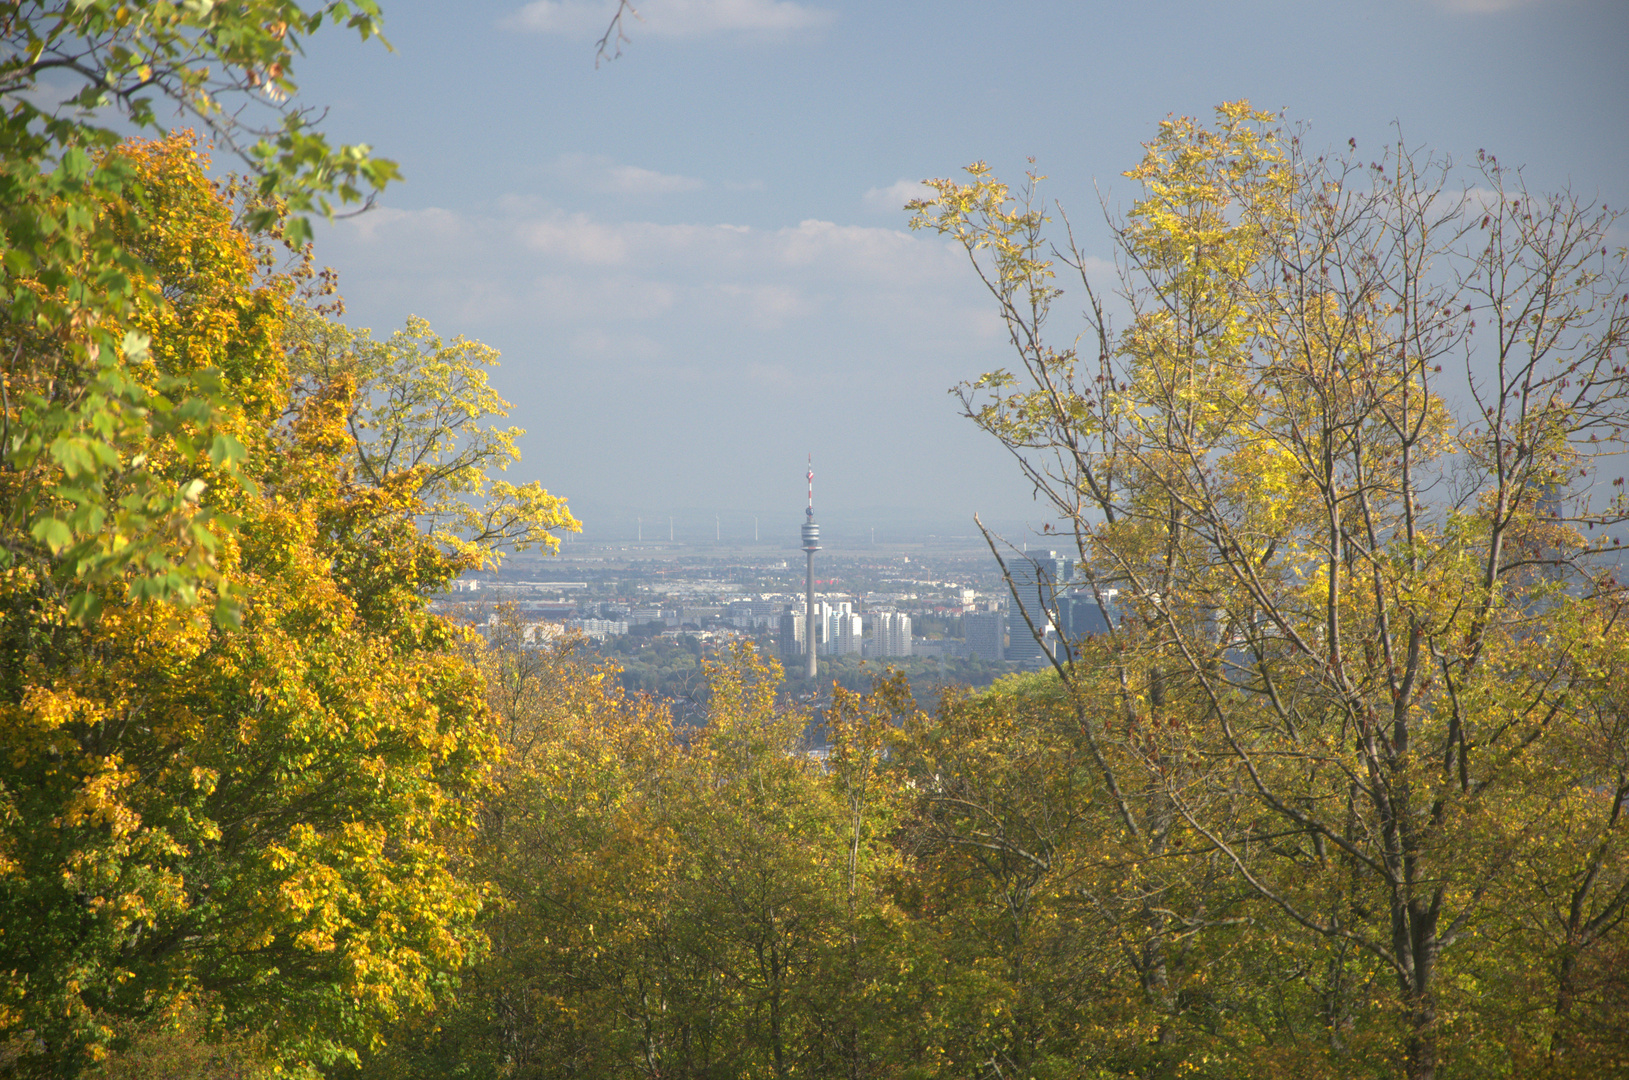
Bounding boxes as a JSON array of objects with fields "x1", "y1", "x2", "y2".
[{"x1": 802, "y1": 456, "x2": 820, "y2": 680}]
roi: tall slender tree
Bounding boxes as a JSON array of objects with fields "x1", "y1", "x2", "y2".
[{"x1": 911, "y1": 103, "x2": 1629, "y2": 1079}]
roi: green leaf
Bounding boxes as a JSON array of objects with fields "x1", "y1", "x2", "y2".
[
  {"x1": 213, "y1": 594, "x2": 244, "y2": 631},
  {"x1": 210, "y1": 432, "x2": 248, "y2": 469},
  {"x1": 30, "y1": 517, "x2": 73, "y2": 554},
  {"x1": 49, "y1": 436, "x2": 98, "y2": 479},
  {"x1": 66, "y1": 591, "x2": 103, "y2": 623}
]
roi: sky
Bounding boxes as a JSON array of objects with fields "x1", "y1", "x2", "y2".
[{"x1": 286, "y1": 0, "x2": 1629, "y2": 546}]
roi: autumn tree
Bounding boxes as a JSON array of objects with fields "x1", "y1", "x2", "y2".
[
  {"x1": 1, "y1": 0, "x2": 400, "y2": 618},
  {"x1": 0, "y1": 136, "x2": 572, "y2": 1077},
  {"x1": 912, "y1": 104, "x2": 1629, "y2": 1079},
  {"x1": 888, "y1": 683, "x2": 1119, "y2": 1078},
  {"x1": 362, "y1": 631, "x2": 944, "y2": 1080},
  {"x1": 284, "y1": 310, "x2": 579, "y2": 571}
]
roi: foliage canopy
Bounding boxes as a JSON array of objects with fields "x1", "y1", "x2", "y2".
[
  {"x1": 909, "y1": 101, "x2": 1629, "y2": 1080},
  {"x1": 0, "y1": 134, "x2": 574, "y2": 1078},
  {"x1": 1, "y1": 0, "x2": 401, "y2": 618}
]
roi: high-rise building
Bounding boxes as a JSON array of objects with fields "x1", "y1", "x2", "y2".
[
  {"x1": 1056, "y1": 589, "x2": 1118, "y2": 643},
  {"x1": 830, "y1": 610, "x2": 863, "y2": 656},
  {"x1": 783, "y1": 598, "x2": 863, "y2": 659},
  {"x1": 1006, "y1": 550, "x2": 1074, "y2": 668},
  {"x1": 809, "y1": 600, "x2": 854, "y2": 656},
  {"x1": 778, "y1": 608, "x2": 805, "y2": 662},
  {"x1": 964, "y1": 611, "x2": 1006, "y2": 662},
  {"x1": 728, "y1": 598, "x2": 778, "y2": 628},
  {"x1": 871, "y1": 612, "x2": 912, "y2": 657}
]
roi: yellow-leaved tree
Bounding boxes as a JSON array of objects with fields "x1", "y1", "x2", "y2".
[
  {"x1": 286, "y1": 311, "x2": 578, "y2": 573},
  {"x1": 0, "y1": 135, "x2": 574, "y2": 1078},
  {"x1": 911, "y1": 103, "x2": 1629, "y2": 1079},
  {"x1": 1, "y1": 0, "x2": 402, "y2": 620},
  {"x1": 363, "y1": 630, "x2": 937, "y2": 1080}
]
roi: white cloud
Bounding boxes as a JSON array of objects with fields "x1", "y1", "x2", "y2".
[
  {"x1": 712, "y1": 281, "x2": 812, "y2": 328},
  {"x1": 517, "y1": 215, "x2": 751, "y2": 269},
  {"x1": 313, "y1": 199, "x2": 1032, "y2": 523},
  {"x1": 740, "y1": 359, "x2": 799, "y2": 390},
  {"x1": 553, "y1": 153, "x2": 706, "y2": 197},
  {"x1": 502, "y1": 0, "x2": 607, "y2": 34},
  {"x1": 1079, "y1": 255, "x2": 1116, "y2": 282},
  {"x1": 16, "y1": 72, "x2": 86, "y2": 112},
  {"x1": 348, "y1": 205, "x2": 464, "y2": 243},
  {"x1": 521, "y1": 212, "x2": 634, "y2": 264},
  {"x1": 863, "y1": 179, "x2": 934, "y2": 214},
  {"x1": 771, "y1": 218, "x2": 928, "y2": 277},
  {"x1": 330, "y1": 202, "x2": 1095, "y2": 348},
  {"x1": 527, "y1": 273, "x2": 679, "y2": 322},
  {"x1": 443, "y1": 209, "x2": 961, "y2": 287},
  {"x1": 607, "y1": 164, "x2": 706, "y2": 195},
  {"x1": 323, "y1": 200, "x2": 998, "y2": 384},
  {"x1": 503, "y1": 0, "x2": 834, "y2": 38}
]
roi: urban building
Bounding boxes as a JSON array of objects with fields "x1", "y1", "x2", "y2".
[
  {"x1": 567, "y1": 618, "x2": 629, "y2": 639},
  {"x1": 1056, "y1": 589, "x2": 1117, "y2": 640},
  {"x1": 1006, "y1": 550, "x2": 1074, "y2": 668},
  {"x1": 831, "y1": 610, "x2": 863, "y2": 656},
  {"x1": 870, "y1": 611, "x2": 912, "y2": 657},
  {"x1": 727, "y1": 599, "x2": 779, "y2": 628},
  {"x1": 964, "y1": 611, "x2": 1006, "y2": 662},
  {"x1": 778, "y1": 607, "x2": 806, "y2": 661},
  {"x1": 779, "y1": 596, "x2": 865, "y2": 658}
]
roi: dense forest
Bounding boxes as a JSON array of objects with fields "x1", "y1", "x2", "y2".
[{"x1": 2, "y1": 4, "x2": 1627, "y2": 1078}]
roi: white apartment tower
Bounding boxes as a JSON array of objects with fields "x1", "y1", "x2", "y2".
[
  {"x1": 831, "y1": 610, "x2": 863, "y2": 656},
  {"x1": 871, "y1": 612, "x2": 912, "y2": 658}
]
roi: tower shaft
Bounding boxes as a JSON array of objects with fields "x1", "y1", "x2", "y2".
[
  {"x1": 801, "y1": 455, "x2": 820, "y2": 681},
  {"x1": 806, "y1": 549, "x2": 817, "y2": 679}
]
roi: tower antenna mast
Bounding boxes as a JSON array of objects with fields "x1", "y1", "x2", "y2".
[{"x1": 801, "y1": 454, "x2": 821, "y2": 681}]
